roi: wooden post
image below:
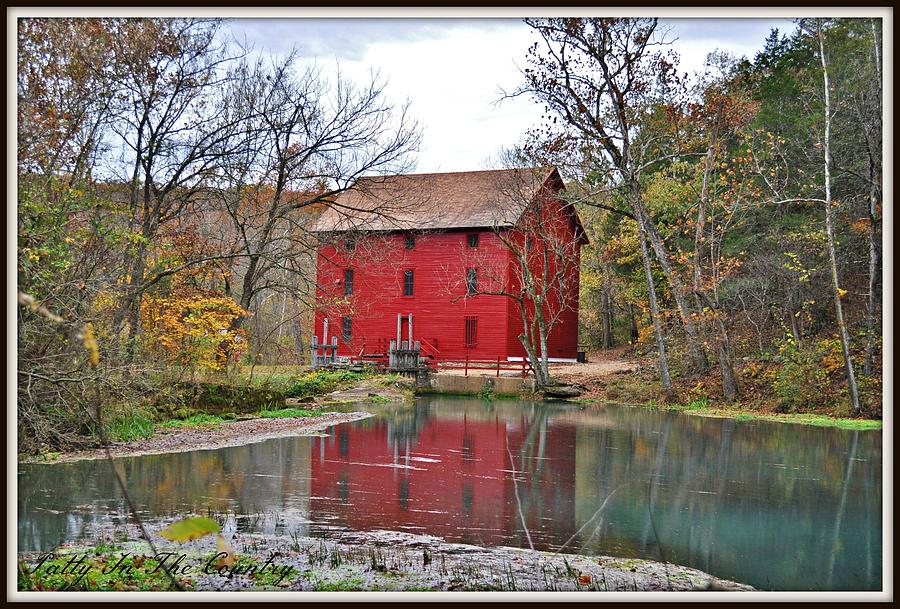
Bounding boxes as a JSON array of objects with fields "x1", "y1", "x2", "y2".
[
  {"x1": 414, "y1": 340, "x2": 420, "y2": 369},
  {"x1": 331, "y1": 336, "x2": 338, "y2": 364},
  {"x1": 465, "y1": 354, "x2": 469, "y2": 377},
  {"x1": 311, "y1": 335, "x2": 319, "y2": 369},
  {"x1": 323, "y1": 318, "x2": 329, "y2": 347},
  {"x1": 496, "y1": 356, "x2": 501, "y2": 377},
  {"x1": 389, "y1": 340, "x2": 396, "y2": 370},
  {"x1": 408, "y1": 313, "x2": 413, "y2": 344},
  {"x1": 396, "y1": 314, "x2": 402, "y2": 350}
]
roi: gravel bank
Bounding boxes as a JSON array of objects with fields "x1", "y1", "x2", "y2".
[{"x1": 22, "y1": 411, "x2": 373, "y2": 464}]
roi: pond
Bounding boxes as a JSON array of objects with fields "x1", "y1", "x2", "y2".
[{"x1": 18, "y1": 397, "x2": 882, "y2": 591}]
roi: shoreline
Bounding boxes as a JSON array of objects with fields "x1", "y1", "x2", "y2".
[
  {"x1": 581, "y1": 399, "x2": 884, "y2": 431},
  {"x1": 21, "y1": 411, "x2": 373, "y2": 465},
  {"x1": 551, "y1": 358, "x2": 883, "y2": 431},
  {"x1": 17, "y1": 529, "x2": 754, "y2": 592}
]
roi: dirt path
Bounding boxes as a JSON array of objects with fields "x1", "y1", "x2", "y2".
[
  {"x1": 24, "y1": 411, "x2": 373, "y2": 464},
  {"x1": 433, "y1": 358, "x2": 639, "y2": 380},
  {"x1": 551, "y1": 359, "x2": 639, "y2": 379}
]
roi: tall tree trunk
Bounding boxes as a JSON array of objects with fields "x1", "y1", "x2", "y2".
[
  {"x1": 693, "y1": 107, "x2": 721, "y2": 295},
  {"x1": 699, "y1": 293, "x2": 740, "y2": 403},
  {"x1": 864, "y1": 163, "x2": 881, "y2": 376},
  {"x1": 628, "y1": 302, "x2": 639, "y2": 346},
  {"x1": 864, "y1": 18, "x2": 882, "y2": 376},
  {"x1": 637, "y1": 222, "x2": 676, "y2": 401},
  {"x1": 538, "y1": 317, "x2": 551, "y2": 385},
  {"x1": 607, "y1": 301, "x2": 615, "y2": 347},
  {"x1": 518, "y1": 301, "x2": 548, "y2": 388},
  {"x1": 694, "y1": 115, "x2": 739, "y2": 400},
  {"x1": 716, "y1": 328, "x2": 739, "y2": 403},
  {"x1": 817, "y1": 20, "x2": 862, "y2": 416},
  {"x1": 629, "y1": 182, "x2": 709, "y2": 373},
  {"x1": 600, "y1": 277, "x2": 612, "y2": 350},
  {"x1": 114, "y1": 237, "x2": 149, "y2": 359}
]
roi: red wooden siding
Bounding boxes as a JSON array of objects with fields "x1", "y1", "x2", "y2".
[
  {"x1": 316, "y1": 229, "x2": 513, "y2": 361},
  {"x1": 503, "y1": 189, "x2": 583, "y2": 361}
]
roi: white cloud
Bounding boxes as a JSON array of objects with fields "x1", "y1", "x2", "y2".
[{"x1": 225, "y1": 18, "x2": 793, "y2": 173}]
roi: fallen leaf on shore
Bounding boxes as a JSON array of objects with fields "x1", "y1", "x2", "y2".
[
  {"x1": 214, "y1": 534, "x2": 235, "y2": 569},
  {"x1": 159, "y1": 516, "x2": 221, "y2": 542}
]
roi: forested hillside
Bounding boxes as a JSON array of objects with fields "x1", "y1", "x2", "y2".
[
  {"x1": 16, "y1": 18, "x2": 419, "y2": 453},
  {"x1": 16, "y1": 17, "x2": 883, "y2": 454},
  {"x1": 545, "y1": 19, "x2": 883, "y2": 417}
]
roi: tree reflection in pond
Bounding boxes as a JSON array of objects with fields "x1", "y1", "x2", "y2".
[{"x1": 18, "y1": 397, "x2": 882, "y2": 591}]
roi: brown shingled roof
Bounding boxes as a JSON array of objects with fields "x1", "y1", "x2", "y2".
[{"x1": 312, "y1": 167, "x2": 561, "y2": 233}]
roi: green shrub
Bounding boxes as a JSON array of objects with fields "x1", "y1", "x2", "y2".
[
  {"x1": 161, "y1": 413, "x2": 227, "y2": 428},
  {"x1": 283, "y1": 370, "x2": 369, "y2": 399},
  {"x1": 257, "y1": 408, "x2": 321, "y2": 419},
  {"x1": 772, "y1": 338, "x2": 835, "y2": 412},
  {"x1": 682, "y1": 397, "x2": 709, "y2": 411}
]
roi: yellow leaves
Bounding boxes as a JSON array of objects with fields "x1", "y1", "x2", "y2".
[
  {"x1": 837, "y1": 287, "x2": 848, "y2": 299},
  {"x1": 158, "y1": 516, "x2": 221, "y2": 542},
  {"x1": 783, "y1": 251, "x2": 812, "y2": 282},
  {"x1": 82, "y1": 323, "x2": 100, "y2": 366},
  {"x1": 141, "y1": 291, "x2": 251, "y2": 370}
]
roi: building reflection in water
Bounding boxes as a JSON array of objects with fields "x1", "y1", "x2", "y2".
[{"x1": 18, "y1": 397, "x2": 882, "y2": 591}]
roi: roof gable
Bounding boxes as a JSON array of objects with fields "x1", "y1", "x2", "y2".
[{"x1": 312, "y1": 167, "x2": 561, "y2": 233}]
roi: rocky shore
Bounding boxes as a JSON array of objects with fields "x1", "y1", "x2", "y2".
[
  {"x1": 18, "y1": 528, "x2": 753, "y2": 592},
  {"x1": 21, "y1": 411, "x2": 372, "y2": 464}
]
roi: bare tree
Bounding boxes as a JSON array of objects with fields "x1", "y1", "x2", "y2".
[
  {"x1": 685, "y1": 54, "x2": 755, "y2": 402},
  {"x1": 99, "y1": 18, "x2": 250, "y2": 351},
  {"x1": 448, "y1": 161, "x2": 584, "y2": 388},
  {"x1": 17, "y1": 18, "x2": 114, "y2": 182},
  {"x1": 513, "y1": 18, "x2": 710, "y2": 381},
  {"x1": 217, "y1": 52, "x2": 420, "y2": 351},
  {"x1": 854, "y1": 19, "x2": 883, "y2": 376}
]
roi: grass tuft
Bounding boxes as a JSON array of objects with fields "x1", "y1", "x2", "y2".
[{"x1": 258, "y1": 407, "x2": 322, "y2": 419}]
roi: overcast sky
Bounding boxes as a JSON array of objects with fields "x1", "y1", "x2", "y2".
[{"x1": 225, "y1": 18, "x2": 795, "y2": 174}]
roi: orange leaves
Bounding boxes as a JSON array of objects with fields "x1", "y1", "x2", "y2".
[{"x1": 850, "y1": 218, "x2": 871, "y2": 235}]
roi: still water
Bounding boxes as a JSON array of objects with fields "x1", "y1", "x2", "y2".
[{"x1": 18, "y1": 397, "x2": 882, "y2": 591}]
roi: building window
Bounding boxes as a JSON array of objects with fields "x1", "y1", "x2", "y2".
[
  {"x1": 465, "y1": 316, "x2": 477, "y2": 348},
  {"x1": 342, "y1": 316, "x2": 352, "y2": 341},
  {"x1": 467, "y1": 233, "x2": 479, "y2": 248},
  {"x1": 403, "y1": 270, "x2": 414, "y2": 296},
  {"x1": 344, "y1": 269, "x2": 354, "y2": 296},
  {"x1": 345, "y1": 238, "x2": 356, "y2": 252},
  {"x1": 466, "y1": 268, "x2": 477, "y2": 296},
  {"x1": 405, "y1": 234, "x2": 415, "y2": 249}
]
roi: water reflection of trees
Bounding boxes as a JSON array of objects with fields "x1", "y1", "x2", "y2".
[
  {"x1": 19, "y1": 400, "x2": 881, "y2": 592},
  {"x1": 572, "y1": 409, "x2": 882, "y2": 591},
  {"x1": 19, "y1": 437, "x2": 316, "y2": 551}
]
